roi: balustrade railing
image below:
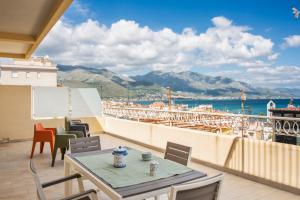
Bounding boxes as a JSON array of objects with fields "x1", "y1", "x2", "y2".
[{"x1": 103, "y1": 106, "x2": 300, "y2": 140}]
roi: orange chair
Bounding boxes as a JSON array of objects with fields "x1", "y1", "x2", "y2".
[{"x1": 30, "y1": 123, "x2": 55, "y2": 159}]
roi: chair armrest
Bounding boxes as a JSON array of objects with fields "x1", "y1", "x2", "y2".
[
  {"x1": 58, "y1": 189, "x2": 98, "y2": 200},
  {"x1": 42, "y1": 173, "x2": 81, "y2": 188},
  {"x1": 70, "y1": 124, "x2": 86, "y2": 131},
  {"x1": 71, "y1": 121, "x2": 89, "y2": 132},
  {"x1": 69, "y1": 125, "x2": 87, "y2": 136},
  {"x1": 56, "y1": 133, "x2": 76, "y2": 140},
  {"x1": 55, "y1": 134, "x2": 76, "y2": 147},
  {"x1": 71, "y1": 119, "x2": 82, "y2": 123},
  {"x1": 35, "y1": 130, "x2": 55, "y2": 136},
  {"x1": 81, "y1": 123, "x2": 89, "y2": 132},
  {"x1": 45, "y1": 128, "x2": 57, "y2": 134},
  {"x1": 65, "y1": 131, "x2": 84, "y2": 138},
  {"x1": 36, "y1": 130, "x2": 52, "y2": 133}
]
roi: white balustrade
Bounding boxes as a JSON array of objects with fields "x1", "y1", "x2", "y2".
[{"x1": 103, "y1": 106, "x2": 300, "y2": 137}]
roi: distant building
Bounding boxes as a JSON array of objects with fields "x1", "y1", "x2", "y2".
[
  {"x1": 266, "y1": 100, "x2": 276, "y2": 117},
  {"x1": 0, "y1": 56, "x2": 57, "y2": 87},
  {"x1": 269, "y1": 107, "x2": 300, "y2": 146},
  {"x1": 149, "y1": 102, "x2": 165, "y2": 109}
]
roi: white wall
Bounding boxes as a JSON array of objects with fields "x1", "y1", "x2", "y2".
[
  {"x1": 32, "y1": 87, "x2": 102, "y2": 119},
  {"x1": 103, "y1": 117, "x2": 236, "y2": 166},
  {"x1": 0, "y1": 69, "x2": 57, "y2": 87},
  {"x1": 102, "y1": 116, "x2": 300, "y2": 190}
]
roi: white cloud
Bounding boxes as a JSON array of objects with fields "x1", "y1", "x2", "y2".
[
  {"x1": 213, "y1": 65, "x2": 300, "y2": 88},
  {"x1": 282, "y1": 35, "x2": 300, "y2": 48},
  {"x1": 239, "y1": 60, "x2": 271, "y2": 68},
  {"x1": 246, "y1": 66, "x2": 300, "y2": 87},
  {"x1": 267, "y1": 53, "x2": 279, "y2": 61},
  {"x1": 72, "y1": 1, "x2": 90, "y2": 17},
  {"x1": 37, "y1": 16, "x2": 276, "y2": 73},
  {"x1": 211, "y1": 16, "x2": 232, "y2": 27}
]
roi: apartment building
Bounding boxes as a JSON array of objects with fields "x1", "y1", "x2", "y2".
[{"x1": 0, "y1": 56, "x2": 57, "y2": 87}]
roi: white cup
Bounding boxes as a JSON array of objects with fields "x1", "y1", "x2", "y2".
[{"x1": 150, "y1": 160, "x2": 159, "y2": 176}]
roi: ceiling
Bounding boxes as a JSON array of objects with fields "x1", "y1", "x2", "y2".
[{"x1": 0, "y1": 0, "x2": 73, "y2": 59}]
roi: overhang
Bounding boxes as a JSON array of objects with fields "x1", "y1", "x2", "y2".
[{"x1": 0, "y1": 0, "x2": 73, "y2": 59}]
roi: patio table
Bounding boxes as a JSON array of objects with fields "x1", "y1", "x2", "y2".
[{"x1": 64, "y1": 148, "x2": 206, "y2": 200}]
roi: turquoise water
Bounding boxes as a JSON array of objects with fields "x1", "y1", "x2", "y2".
[{"x1": 136, "y1": 99, "x2": 300, "y2": 115}]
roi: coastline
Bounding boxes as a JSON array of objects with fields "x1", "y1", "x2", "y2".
[{"x1": 131, "y1": 98, "x2": 300, "y2": 115}]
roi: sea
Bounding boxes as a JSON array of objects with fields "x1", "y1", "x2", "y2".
[{"x1": 136, "y1": 99, "x2": 300, "y2": 115}]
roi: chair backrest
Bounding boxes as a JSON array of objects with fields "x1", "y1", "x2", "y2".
[
  {"x1": 169, "y1": 174, "x2": 224, "y2": 200},
  {"x1": 29, "y1": 161, "x2": 47, "y2": 200},
  {"x1": 34, "y1": 123, "x2": 45, "y2": 132},
  {"x1": 164, "y1": 142, "x2": 192, "y2": 166},
  {"x1": 70, "y1": 136, "x2": 101, "y2": 153}
]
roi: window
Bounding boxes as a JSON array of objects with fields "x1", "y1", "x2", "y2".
[
  {"x1": 26, "y1": 72, "x2": 30, "y2": 78},
  {"x1": 12, "y1": 71, "x2": 18, "y2": 78},
  {"x1": 37, "y1": 72, "x2": 41, "y2": 79}
]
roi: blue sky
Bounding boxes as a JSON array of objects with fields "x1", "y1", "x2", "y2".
[{"x1": 36, "y1": 0, "x2": 300, "y2": 88}]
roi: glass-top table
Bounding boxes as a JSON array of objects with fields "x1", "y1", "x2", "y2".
[{"x1": 64, "y1": 148, "x2": 206, "y2": 199}]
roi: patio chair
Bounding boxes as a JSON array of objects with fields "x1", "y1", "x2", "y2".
[
  {"x1": 51, "y1": 127, "x2": 84, "y2": 167},
  {"x1": 30, "y1": 123, "x2": 55, "y2": 159},
  {"x1": 29, "y1": 160, "x2": 98, "y2": 200},
  {"x1": 169, "y1": 174, "x2": 224, "y2": 200},
  {"x1": 70, "y1": 136, "x2": 101, "y2": 153},
  {"x1": 65, "y1": 117, "x2": 90, "y2": 137},
  {"x1": 164, "y1": 142, "x2": 192, "y2": 166}
]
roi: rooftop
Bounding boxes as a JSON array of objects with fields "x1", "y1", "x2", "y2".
[
  {"x1": 0, "y1": 134, "x2": 299, "y2": 200},
  {"x1": 269, "y1": 107, "x2": 300, "y2": 114},
  {"x1": 0, "y1": 57, "x2": 57, "y2": 71}
]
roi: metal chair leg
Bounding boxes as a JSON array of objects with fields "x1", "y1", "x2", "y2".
[{"x1": 51, "y1": 147, "x2": 58, "y2": 167}]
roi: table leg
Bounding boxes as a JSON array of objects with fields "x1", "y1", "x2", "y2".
[
  {"x1": 91, "y1": 192, "x2": 98, "y2": 200},
  {"x1": 77, "y1": 177, "x2": 84, "y2": 193},
  {"x1": 64, "y1": 160, "x2": 72, "y2": 196}
]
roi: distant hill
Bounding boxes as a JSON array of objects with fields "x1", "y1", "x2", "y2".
[
  {"x1": 58, "y1": 65, "x2": 133, "y2": 98},
  {"x1": 131, "y1": 71, "x2": 285, "y2": 98},
  {"x1": 275, "y1": 88, "x2": 300, "y2": 97},
  {"x1": 57, "y1": 65, "x2": 292, "y2": 99}
]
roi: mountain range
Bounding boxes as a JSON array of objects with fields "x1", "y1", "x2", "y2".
[{"x1": 57, "y1": 65, "x2": 295, "y2": 99}]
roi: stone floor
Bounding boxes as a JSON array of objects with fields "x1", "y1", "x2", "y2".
[{"x1": 0, "y1": 134, "x2": 299, "y2": 200}]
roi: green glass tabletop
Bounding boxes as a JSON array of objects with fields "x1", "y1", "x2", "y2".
[{"x1": 74, "y1": 149, "x2": 192, "y2": 188}]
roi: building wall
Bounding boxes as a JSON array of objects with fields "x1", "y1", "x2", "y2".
[
  {"x1": 0, "y1": 85, "x2": 33, "y2": 140},
  {"x1": 0, "y1": 68, "x2": 57, "y2": 87},
  {"x1": 0, "y1": 85, "x2": 104, "y2": 141}
]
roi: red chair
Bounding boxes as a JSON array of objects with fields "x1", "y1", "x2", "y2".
[{"x1": 30, "y1": 123, "x2": 55, "y2": 159}]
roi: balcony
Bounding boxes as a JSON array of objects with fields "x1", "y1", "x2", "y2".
[
  {"x1": 1, "y1": 1, "x2": 299, "y2": 199},
  {"x1": 1, "y1": 133, "x2": 299, "y2": 200},
  {"x1": 0, "y1": 85, "x2": 300, "y2": 199}
]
